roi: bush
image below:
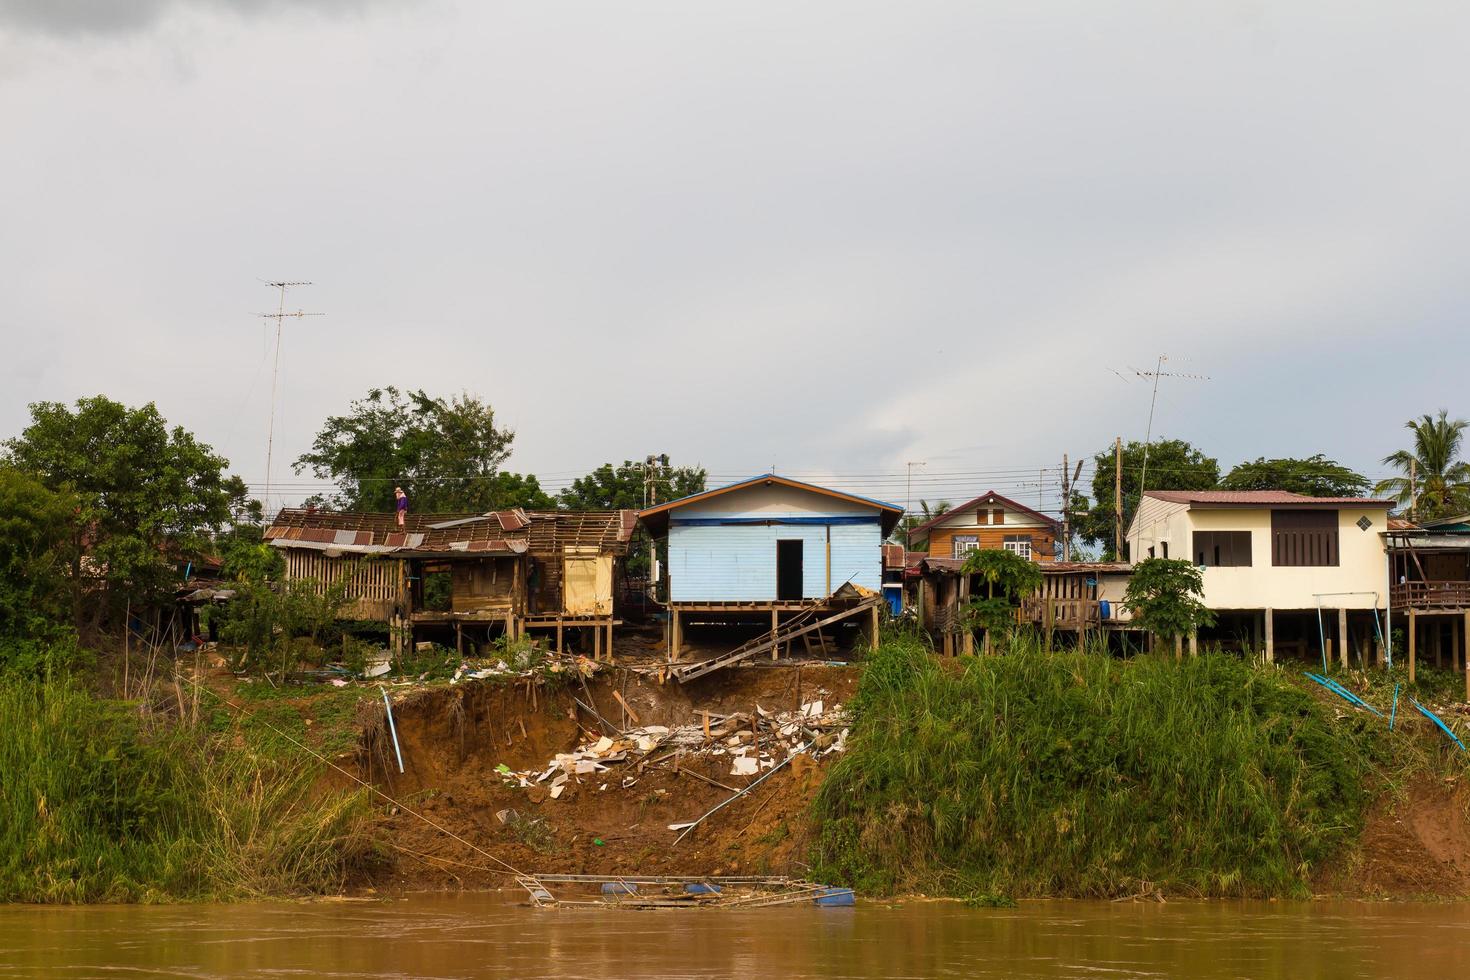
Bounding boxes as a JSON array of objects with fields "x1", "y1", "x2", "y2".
[{"x1": 811, "y1": 636, "x2": 1371, "y2": 898}]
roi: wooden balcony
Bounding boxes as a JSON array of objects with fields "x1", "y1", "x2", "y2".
[{"x1": 1391, "y1": 581, "x2": 1470, "y2": 611}]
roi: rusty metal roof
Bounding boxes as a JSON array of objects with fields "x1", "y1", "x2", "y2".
[
  {"x1": 1144, "y1": 490, "x2": 1393, "y2": 508},
  {"x1": 266, "y1": 507, "x2": 637, "y2": 558}
]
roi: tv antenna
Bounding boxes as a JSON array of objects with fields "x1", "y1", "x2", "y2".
[
  {"x1": 259, "y1": 281, "x2": 323, "y2": 516},
  {"x1": 1132, "y1": 354, "x2": 1210, "y2": 501}
]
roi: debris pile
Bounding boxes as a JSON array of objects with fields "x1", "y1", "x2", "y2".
[{"x1": 494, "y1": 697, "x2": 851, "y2": 801}]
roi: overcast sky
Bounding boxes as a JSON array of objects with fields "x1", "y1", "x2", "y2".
[{"x1": 3, "y1": 1, "x2": 1467, "y2": 514}]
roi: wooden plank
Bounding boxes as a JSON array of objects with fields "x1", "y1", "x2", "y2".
[
  {"x1": 612, "y1": 689, "x2": 640, "y2": 725},
  {"x1": 1265, "y1": 608, "x2": 1274, "y2": 663},
  {"x1": 1338, "y1": 608, "x2": 1349, "y2": 669},
  {"x1": 1409, "y1": 608, "x2": 1417, "y2": 684}
]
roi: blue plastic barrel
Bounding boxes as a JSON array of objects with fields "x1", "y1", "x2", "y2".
[
  {"x1": 1099, "y1": 599, "x2": 1111, "y2": 620},
  {"x1": 685, "y1": 883, "x2": 722, "y2": 894},
  {"x1": 812, "y1": 887, "x2": 855, "y2": 907}
]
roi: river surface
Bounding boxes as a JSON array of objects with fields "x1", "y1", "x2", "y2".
[{"x1": 2, "y1": 892, "x2": 1467, "y2": 979}]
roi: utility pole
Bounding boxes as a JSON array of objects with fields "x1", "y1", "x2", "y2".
[
  {"x1": 1114, "y1": 437, "x2": 1123, "y2": 560},
  {"x1": 258, "y1": 281, "x2": 322, "y2": 517},
  {"x1": 905, "y1": 461, "x2": 926, "y2": 551},
  {"x1": 1061, "y1": 454, "x2": 1082, "y2": 562},
  {"x1": 1409, "y1": 457, "x2": 1418, "y2": 522}
]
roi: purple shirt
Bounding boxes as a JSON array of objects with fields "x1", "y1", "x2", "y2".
[{"x1": 396, "y1": 495, "x2": 408, "y2": 512}]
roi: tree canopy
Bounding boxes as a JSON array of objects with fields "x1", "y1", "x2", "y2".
[
  {"x1": 1122, "y1": 558, "x2": 1216, "y2": 642},
  {"x1": 557, "y1": 458, "x2": 707, "y2": 511},
  {"x1": 0, "y1": 468, "x2": 77, "y2": 653},
  {"x1": 4, "y1": 396, "x2": 243, "y2": 620},
  {"x1": 1375, "y1": 410, "x2": 1470, "y2": 521},
  {"x1": 1221, "y1": 455, "x2": 1370, "y2": 497},
  {"x1": 894, "y1": 499, "x2": 952, "y2": 545},
  {"x1": 294, "y1": 387, "x2": 553, "y2": 513},
  {"x1": 1074, "y1": 439, "x2": 1219, "y2": 558}
]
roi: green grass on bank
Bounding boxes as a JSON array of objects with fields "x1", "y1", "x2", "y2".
[
  {"x1": 0, "y1": 670, "x2": 377, "y2": 903},
  {"x1": 810, "y1": 633, "x2": 1450, "y2": 900}
]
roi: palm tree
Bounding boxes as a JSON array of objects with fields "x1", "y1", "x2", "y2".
[
  {"x1": 895, "y1": 498, "x2": 952, "y2": 545},
  {"x1": 1376, "y1": 410, "x2": 1470, "y2": 520}
]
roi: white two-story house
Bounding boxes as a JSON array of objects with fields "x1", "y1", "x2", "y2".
[{"x1": 1126, "y1": 490, "x2": 1393, "y2": 663}]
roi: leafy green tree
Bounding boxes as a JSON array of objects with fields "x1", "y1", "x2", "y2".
[
  {"x1": 295, "y1": 387, "x2": 552, "y2": 513},
  {"x1": 1221, "y1": 455, "x2": 1369, "y2": 497},
  {"x1": 557, "y1": 458, "x2": 707, "y2": 511},
  {"x1": 1375, "y1": 410, "x2": 1470, "y2": 520},
  {"x1": 1122, "y1": 558, "x2": 1216, "y2": 646},
  {"x1": 559, "y1": 458, "x2": 706, "y2": 577},
  {"x1": 1074, "y1": 439, "x2": 1219, "y2": 559},
  {"x1": 960, "y1": 548, "x2": 1043, "y2": 638},
  {"x1": 0, "y1": 469, "x2": 78, "y2": 661},
  {"x1": 4, "y1": 396, "x2": 241, "y2": 625}
]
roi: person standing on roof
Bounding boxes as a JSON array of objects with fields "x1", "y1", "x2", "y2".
[{"x1": 394, "y1": 486, "x2": 409, "y2": 527}]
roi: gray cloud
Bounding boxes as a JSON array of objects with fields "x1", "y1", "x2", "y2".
[
  {"x1": 2, "y1": 1, "x2": 1467, "y2": 516},
  {"x1": 0, "y1": 0, "x2": 378, "y2": 37}
]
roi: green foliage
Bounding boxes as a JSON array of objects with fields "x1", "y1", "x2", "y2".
[
  {"x1": 220, "y1": 537, "x2": 284, "y2": 583},
  {"x1": 962, "y1": 547, "x2": 1043, "y2": 599},
  {"x1": 294, "y1": 386, "x2": 552, "y2": 512},
  {"x1": 1222, "y1": 455, "x2": 1371, "y2": 497},
  {"x1": 1122, "y1": 558, "x2": 1216, "y2": 641},
  {"x1": 557, "y1": 457, "x2": 707, "y2": 511},
  {"x1": 559, "y1": 458, "x2": 706, "y2": 575},
  {"x1": 217, "y1": 578, "x2": 349, "y2": 673},
  {"x1": 0, "y1": 468, "x2": 77, "y2": 658},
  {"x1": 3, "y1": 396, "x2": 244, "y2": 619},
  {"x1": 0, "y1": 671, "x2": 373, "y2": 902},
  {"x1": 1074, "y1": 439, "x2": 1219, "y2": 558},
  {"x1": 811, "y1": 637, "x2": 1373, "y2": 898},
  {"x1": 1375, "y1": 410, "x2": 1470, "y2": 520}
]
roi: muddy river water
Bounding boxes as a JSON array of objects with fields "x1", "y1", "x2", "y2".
[{"x1": 2, "y1": 893, "x2": 1467, "y2": 979}]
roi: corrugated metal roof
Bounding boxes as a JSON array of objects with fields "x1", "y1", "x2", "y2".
[
  {"x1": 1145, "y1": 490, "x2": 1393, "y2": 507},
  {"x1": 266, "y1": 508, "x2": 631, "y2": 558}
]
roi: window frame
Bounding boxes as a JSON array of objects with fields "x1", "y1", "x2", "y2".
[
  {"x1": 1192, "y1": 530, "x2": 1253, "y2": 568},
  {"x1": 1002, "y1": 534, "x2": 1033, "y2": 561},
  {"x1": 951, "y1": 534, "x2": 979, "y2": 559},
  {"x1": 1271, "y1": 510, "x2": 1339, "y2": 567}
]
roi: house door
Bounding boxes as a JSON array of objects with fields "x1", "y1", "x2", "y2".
[
  {"x1": 776, "y1": 540, "x2": 804, "y2": 601},
  {"x1": 563, "y1": 547, "x2": 613, "y2": 616}
]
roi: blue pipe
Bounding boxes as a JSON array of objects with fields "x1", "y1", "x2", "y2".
[
  {"x1": 1389, "y1": 683, "x2": 1399, "y2": 732},
  {"x1": 1411, "y1": 698, "x2": 1467, "y2": 753}
]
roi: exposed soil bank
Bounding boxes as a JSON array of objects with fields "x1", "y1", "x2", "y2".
[
  {"x1": 308, "y1": 658, "x2": 1470, "y2": 901},
  {"x1": 356, "y1": 665, "x2": 858, "y2": 892}
]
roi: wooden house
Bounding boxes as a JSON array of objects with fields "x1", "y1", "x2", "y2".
[
  {"x1": 637, "y1": 474, "x2": 903, "y2": 658},
  {"x1": 265, "y1": 508, "x2": 637, "y2": 658},
  {"x1": 906, "y1": 490, "x2": 1060, "y2": 561},
  {"x1": 1385, "y1": 515, "x2": 1470, "y2": 687}
]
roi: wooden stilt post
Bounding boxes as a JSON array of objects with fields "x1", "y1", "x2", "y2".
[
  {"x1": 772, "y1": 609, "x2": 780, "y2": 661},
  {"x1": 557, "y1": 622, "x2": 564, "y2": 656},
  {"x1": 1435, "y1": 620, "x2": 1444, "y2": 669},
  {"x1": 1189, "y1": 630, "x2": 1198, "y2": 657},
  {"x1": 1265, "y1": 608, "x2": 1274, "y2": 663},
  {"x1": 1338, "y1": 607, "x2": 1349, "y2": 669},
  {"x1": 672, "y1": 608, "x2": 682, "y2": 662},
  {"x1": 870, "y1": 602, "x2": 881, "y2": 652},
  {"x1": 456, "y1": 621, "x2": 463, "y2": 657},
  {"x1": 1409, "y1": 609, "x2": 1417, "y2": 684},
  {"x1": 594, "y1": 623, "x2": 602, "y2": 661},
  {"x1": 1463, "y1": 610, "x2": 1469, "y2": 703},
  {"x1": 606, "y1": 622, "x2": 614, "y2": 663},
  {"x1": 1174, "y1": 634, "x2": 1182, "y2": 661},
  {"x1": 1452, "y1": 615, "x2": 1461, "y2": 673}
]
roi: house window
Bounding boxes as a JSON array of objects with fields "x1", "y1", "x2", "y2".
[
  {"x1": 1003, "y1": 535, "x2": 1032, "y2": 560},
  {"x1": 952, "y1": 535, "x2": 979, "y2": 558},
  {"x1": 1161, "y1": 541, "x2": 1169, "y2": 559},
  {"x1": 1193, "y1": 530, "x2": 1252, "y2": 567},
  {"x1": 991, "y1": 508, "x2": 1005, "y2": 525},
  {"x1": 1272, "y1": 510, "x2": 1339, "y2": 566}
]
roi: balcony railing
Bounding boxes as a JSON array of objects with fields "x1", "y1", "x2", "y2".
[{"x1": 1391, "y1": 580, "x2": 1470, "y2": 610}]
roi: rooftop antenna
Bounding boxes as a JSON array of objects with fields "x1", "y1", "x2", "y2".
[
  {"x1": 259, "y1": 281, "x2": 323, "y2": 517},
  {"x1": 1133, "y1": 354, "x2": 1210, "y2": 504}
]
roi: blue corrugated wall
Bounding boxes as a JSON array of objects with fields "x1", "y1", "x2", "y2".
[{"x1": 668, "y1": 519, "x2": 882, "y2": 602}]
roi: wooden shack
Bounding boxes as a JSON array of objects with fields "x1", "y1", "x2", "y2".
[{"x1": 265, "y1": 508, "x2": 637, "y2": 658}]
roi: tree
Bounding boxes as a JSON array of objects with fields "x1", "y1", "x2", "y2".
[
  {"x1": 1221, "y1": 455, "x2": 1369, "y2": 497},
  {"x1": 294, "y1": 387, "x2": 552, "y2": 513},
  {"x1": 1122, "y1": 558, "x2": 1215, "y2": 646},
  {"x1": 0, "y1": 468, "x2": 78, "y2": 655},
  {"x1": 894, "y1": 498, "x2": 952, "y2": 545},
  {"x1": 4, "y1": 396, "x2": 242, "y2": 624},
  {"x1": 1074, "y1": 439, "x2": 1219, "y2": 559},
  {"x1": 559, "y1": 459, "x2": 707, "y2": 577},
  {"x1": 1375, "y1": 410, "x2": 1470, "y2": 521},
  {"x1": 960, "y1": 548, "x2": 1043, "y2": 641},
  {"x1": 557, "y1": 458, "x2": 707, "y2": 511}
]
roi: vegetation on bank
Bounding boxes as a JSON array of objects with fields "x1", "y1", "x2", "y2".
[
  {"x1": 811, "y1": 633, "x2": 1463, "y2": 900},
  {"x1": 0, "y1": 664, "x2": 377, "y2": 904}
]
